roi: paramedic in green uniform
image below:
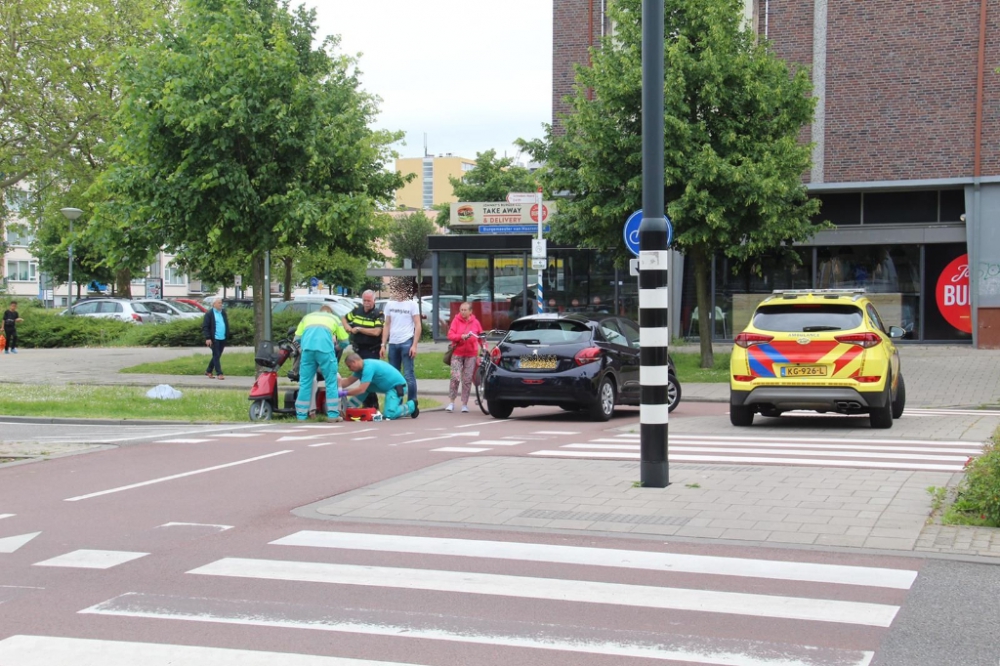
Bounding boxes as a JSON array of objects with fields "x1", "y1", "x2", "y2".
[
  {"x1": 339, "y1": 354, "x2": 419, "y2": 420},
  {"x1": 294, "y1": 305, "x2": 348, "y2": 421}
]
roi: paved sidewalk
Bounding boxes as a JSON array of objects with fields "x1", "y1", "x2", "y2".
[{"x1": 305, "y1": 456, "x2": 1000, "y2": 560}]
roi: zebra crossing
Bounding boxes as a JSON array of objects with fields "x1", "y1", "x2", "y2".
[
  {"x1": 0, "y1": 528, "x2": 919, "y2": 665},
  {"x1": 529, "y1": 430, "x2": 984, "y2": 471}
]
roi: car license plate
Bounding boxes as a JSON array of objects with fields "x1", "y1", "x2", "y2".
[
  {"x1": 781, "y1": 365, "x2": 827, "y2": 377},
  {"x1": 519, "y1": 355, "x2": 557, "y2": 370}
]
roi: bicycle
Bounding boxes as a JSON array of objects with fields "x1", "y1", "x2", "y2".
[{"x1": 471, "y1": 330, "x2": 503, "y2": 416}]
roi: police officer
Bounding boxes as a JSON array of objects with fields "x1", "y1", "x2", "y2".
[
  {"x1": 342, "y1": 289, "x2": 383, "y2": 409},
  {"x1": 294, "y1": 305, "x2": 349, "y2": 421}
]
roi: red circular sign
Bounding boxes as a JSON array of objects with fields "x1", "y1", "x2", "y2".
[
  {"x1": 936, "y1": 254, "x2": 971, "y2": 333},
  {"x1": 529, "y1": 204, "x2": 549, "y2": 223}
]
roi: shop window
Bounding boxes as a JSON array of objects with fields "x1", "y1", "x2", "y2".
[
  {"x1": 863, "y1": 191, "x2": 938, "y2": 224},
  {"x1": 713, "y1": 251, "x2": 812, "y2": 338},
  {"x1": 940, "y1": 190, "x2": 965, "y2": 222},
  {"x1": 814, "y1": 193, "x2": 861, "y2": 226}
]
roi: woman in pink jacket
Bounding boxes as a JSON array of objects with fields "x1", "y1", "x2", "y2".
[{"x1": 446, "y1": 302, "x2": 483, "y2": 413}]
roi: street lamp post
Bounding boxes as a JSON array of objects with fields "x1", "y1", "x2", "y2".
[{"x1": 60, "y1": 208, "x2": 83, "y2": 307}]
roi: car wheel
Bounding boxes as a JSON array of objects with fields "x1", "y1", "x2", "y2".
[
  {"x1": 249, "y1": 399, "x2": 273, "y2": 422},
  {"x1": 891, "y1": 375, "x2": 906, "y2": 419},
  {"x1": 730, "y1": 403, "x2": 754, "y2": 426},
  {"x1": 667, "y1": 373, "x2": 682, "y2": 413},
  {"x1": 589, "y1": 376, "x2": 616, "y2": 422},
  {"x1": 869, "y1": 379, "x2": 894, "y2": 429},
  {"x1": 488, "y1": 400, "x2": 514, "y2": 419}
]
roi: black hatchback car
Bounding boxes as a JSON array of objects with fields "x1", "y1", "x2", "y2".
[{"x1": 482, "y1": 313, "x2": 681, "y2": 421}]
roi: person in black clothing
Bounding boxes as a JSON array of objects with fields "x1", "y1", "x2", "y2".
[
  {"x1": 3, "y1": 301, "x2": 24, "y2": 354},
  {"x1": 341, "y1": 290, "x2": 384, "y2": 408},
  {"x1": 201, "y1": 299, "x2": 230, "y2": 379}
]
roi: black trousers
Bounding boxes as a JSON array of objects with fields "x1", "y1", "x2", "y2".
[
  {"x1": 3, "y1": 327, "x2": 16, "y2": 351},
  {"x1": 206, "y1": 339, "x2": 226, "y2": 375},
  {"x1": 356, "y1": 345, "x2": 381, "y2": 408}
]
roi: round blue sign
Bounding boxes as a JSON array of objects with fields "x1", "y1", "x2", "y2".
[
  {"x1": 309, "y1": 277, "x2": 319, "y2": 287},
  {"x1": 623, "y1": 210, "x2": 673, "y2": 257}
]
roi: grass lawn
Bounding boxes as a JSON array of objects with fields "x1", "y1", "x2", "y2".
[
  {"x1": 121, "y1": 350, "x2": 729, "y2": 383},
  {"x1": 121, "y1": 351, "x2": 452, "y2": 380},
  {"x1": 0, "y1": 384, "x2": 439, "y2": 422}
]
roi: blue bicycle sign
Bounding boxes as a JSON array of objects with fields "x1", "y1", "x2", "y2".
[{"x1": 623, "y1": 210, "x2": 673, "y2": 257}]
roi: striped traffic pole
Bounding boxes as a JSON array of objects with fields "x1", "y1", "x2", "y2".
[{"x1": 639, "y1": 0, "x2": 668, "y2": 488}]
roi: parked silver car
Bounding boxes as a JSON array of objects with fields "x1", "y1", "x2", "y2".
[
  {"x1": 134, "y1": 299, "x2": 203, "y2": 324},
  {"x1": 60, "y1": 299, "x2": 152, "y2": 324}
]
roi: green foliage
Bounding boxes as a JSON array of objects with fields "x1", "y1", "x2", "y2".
[
  {"x1": 433, "y1": 150, "x2": 539, "y2": 227},
  {"x1": 945, "y1": 440, "x2": 1000, "y2": 527},
  {"x1": 96, "y1": 0, "x2": 405, "y2": 343},
  {"x1": 388, "y1": 211, "x2": 437, "y2": 270},
  {"x1": 14, "y1": 308, "x2": 132, "y2": 348}
]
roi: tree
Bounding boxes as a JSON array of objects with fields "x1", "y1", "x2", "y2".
[
  {"x1": 388, "y1": 211, "x2": 437, "y2": 311},
  {"x1": 1, "y1": 0, "x2": 173, "y2": 294},
  {"x1": 97, "y1": 0, "x2": 405, "y2": 345},
  {"x1": 520, "y1": 0, "x2": 821, "y2": 366},
  {"x1": 433, "y1": 150, "x2": 539, "y2": 228}
]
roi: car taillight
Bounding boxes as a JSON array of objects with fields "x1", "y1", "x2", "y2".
[
  {"x1": 733, "y1": 375, "x2": 754, "y2": 382},
  {"x1": 734, "y1": 333, "x2": 773, "y2": 348},
  {"x1": 835, "y1": 333, "x2": 882, "y2": 348},
  {"x1": 131, "y1": 313, "x2": 142, "y2": 322},
  {"x1": 854, "y1": 375, "x2": 882, "y2": 383},
  {"x1": 574, "y1": 347, "x2": 602, "y2": 366},
  {"x1": 490, "y1": 347, "x2": 501, "y2": 364}
]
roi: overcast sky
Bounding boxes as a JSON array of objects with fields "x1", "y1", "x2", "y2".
[{"x1": 307, "y1": 0, "x2": 554, "y2": 164}]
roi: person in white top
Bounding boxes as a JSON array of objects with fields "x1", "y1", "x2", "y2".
[{"x1": 380, "y1": 279, "x2": 421, "y2": 401}]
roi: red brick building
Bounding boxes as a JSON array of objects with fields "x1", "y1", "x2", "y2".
[{"x1": 553, "y1": 0, "x2": 1000, "y2": 345}]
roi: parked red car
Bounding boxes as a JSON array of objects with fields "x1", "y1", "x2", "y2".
[{"x1": 169, "y1": 298, "x2": 207, "y2": 312}]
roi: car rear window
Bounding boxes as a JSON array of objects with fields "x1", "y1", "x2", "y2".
[
  {"x1": 752, "y1": 304, "x2": 863, "y2": 332},
  {"x1": 507, "y1": 320, "x2": 591, "y2": 345}
]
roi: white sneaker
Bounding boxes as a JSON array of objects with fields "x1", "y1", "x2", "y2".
[
  {"x1": 461, "y1": 405, "x2": 469, "y2": 413},
  {"x1": 445, "y1": 403, "x2": 454, "y2": 412}
]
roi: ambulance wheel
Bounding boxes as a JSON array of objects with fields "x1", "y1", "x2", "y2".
[{"x1": 249, "y1": 399, "x2": 273, "y2": 422}]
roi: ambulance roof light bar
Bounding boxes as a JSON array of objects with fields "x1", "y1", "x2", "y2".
[{"x1": 766, "y1": 288, "x2": 867, "y2": 302}]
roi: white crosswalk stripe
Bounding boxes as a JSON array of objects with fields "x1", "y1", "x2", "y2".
[
  {"x1": 529, "y1": 432, "x2": 984, "y2": 471},
  {"x1": 67, "y1": 528, "x2": 918, "y2": 666}
]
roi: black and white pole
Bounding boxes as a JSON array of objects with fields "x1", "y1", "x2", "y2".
[{"x1": 639, "y1": 0, "x2": 669, "y2": 488}]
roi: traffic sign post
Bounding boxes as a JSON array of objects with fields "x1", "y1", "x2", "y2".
[{"x1": 506, "y1": 192, "x2": 537, "y2": 204}]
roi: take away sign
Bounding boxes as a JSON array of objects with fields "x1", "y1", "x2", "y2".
[{"x1": 450, "y1": 201, "x2": 556, "y2": 227}]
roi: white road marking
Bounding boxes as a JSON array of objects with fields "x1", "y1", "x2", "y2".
[
  {"x1": 348, "y1": 428, "x2": 377, "y2": 434},
  {"x1": 431, "y1": 447, "x2": 491, "y2": 453},
  {"x1": 0, "y1": 532, "x2": 40, "y2": 554},
  {"x1": 528, "y1": 450, "x2": 963, "y2": 471},
  {"x1": 277, "y1": 434, "x2": 333, "y2": 442},
  {"x1": 0, "y1": 636, "x2": 410, "y2": 665},
  {"x1": 271, "y1": 530, "x2": 917, "y2": 589},
  {"x1": 534, "y1": 430, "x2": 580, "y2": 435},
  {"x1": 82, "y1": 596, "x2": 876, "y2": 666},
  {"x1": 189, "y1": 558, "x2": 901, "y2": 626},
  {"x1": 564, "y1": 443, "x2": 972, "y2": 462},
  {"x1": 391, "y1": 432, "x2": 414, "y2": 436},
  {"x1": 610, "y1": 433, "x2": 976, "y2": 446},
  {"x1": 157, "y1": 439, "x2": 212, "y2": 444},
  {"x1": 306, "y1": 441, "x2": 342, "y2": 448},
  {"x1": 64, "y1": 450, "x2": 293, "y2": 502},
  {"x1": 469, "y1": 440, "x2": 523, "y2": 446},
  {"x1": 0, "y1": 514, "x2": 14, "y2": 520},
  {"x1": 456, "y1": 420, "x2": 509, "y2": 428},
  {"x1": 99, "y1": 423, "x2": 268, "y2": 444},
  {"x1": 352, "y1": 436, "x2": 377, "y2": 442},
  {"x1": 407, "y1": 432, "x2": 479, "y2": 444},
  {"x1": 593, "y1": 438, "x2": 983, "y2": 454},
  {"x1": 34, "y1": 549, "x2": 147, "y2": 569},
  {"x1": 158, "y1": 522, "x2": 233, "y2": 531}
]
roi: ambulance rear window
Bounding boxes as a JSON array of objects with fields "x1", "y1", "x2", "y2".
[{"x1": 753, "y1": 304, "x2": 863, "y2": 332}]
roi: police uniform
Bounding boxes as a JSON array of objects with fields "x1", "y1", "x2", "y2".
[{"x1": 345, "y1": 303, "x2": 384, "y2": 408}]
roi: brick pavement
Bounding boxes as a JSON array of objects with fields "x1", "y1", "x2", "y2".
[{"x1": 307, "y1": 456, "x2": 1000, "y2": 559}]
